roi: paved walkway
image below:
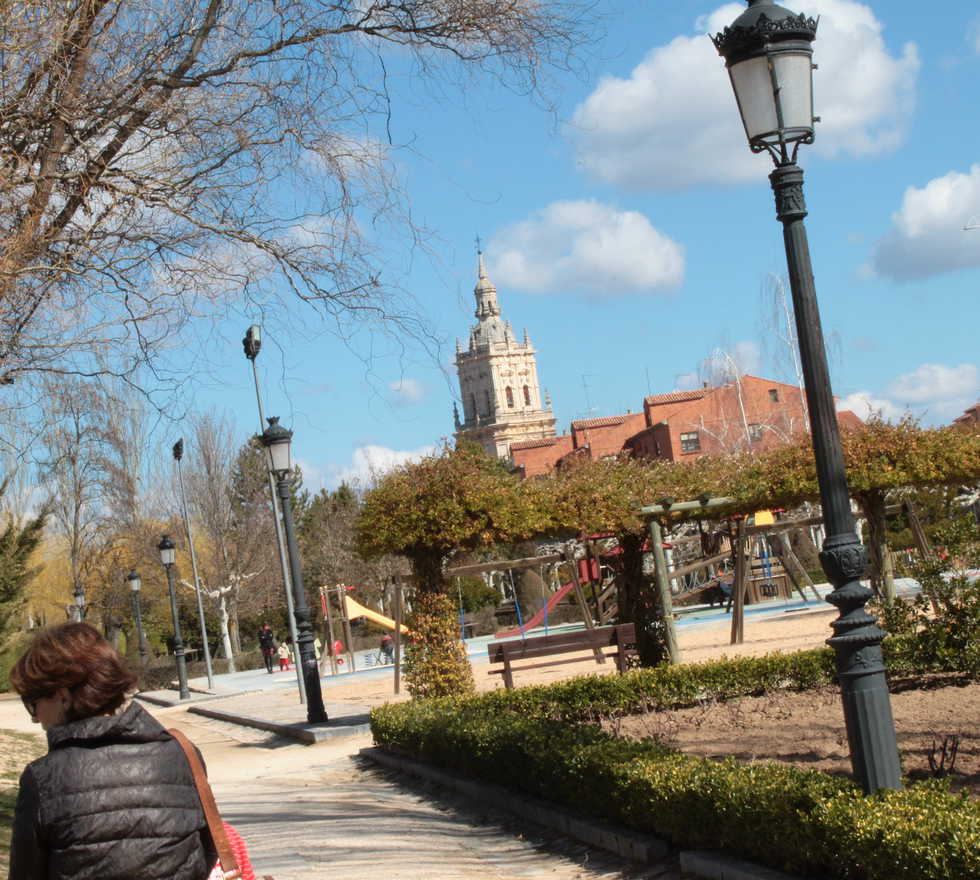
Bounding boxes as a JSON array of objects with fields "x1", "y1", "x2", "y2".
[{"x1": 156, "y1": 706, "x2": 679, "y2": 880}]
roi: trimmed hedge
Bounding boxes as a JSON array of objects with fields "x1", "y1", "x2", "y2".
[
  {"x1": 371, "y1": 647, "x2": 979, "y2": 880},
  {"x1": 472, "y1": 647, "x2": 837, "y2": 722}
]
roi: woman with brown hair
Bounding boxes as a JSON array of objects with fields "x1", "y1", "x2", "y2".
[{"x1": 8, "y1": 622, "x2": 217, "y2": 880}]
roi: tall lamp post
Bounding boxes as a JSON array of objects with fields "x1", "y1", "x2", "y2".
[
  {"x1": 127, "y1": 569, "x2": 149, "y2": 667},
  {"x1": 713, "y1": 0, "x2": 901, "y2": 793},
  {"x1": 243, "y1": 325, "x2": 307, "y2": 703},
  {"x1": 173, "y1": 438, "x2": 214, "y2": 688},
  {"x1": 158, "y1": 535, "x2": 190, "y2": 701},
  {"x1": 260, "y1": 417, "x2": 327, "y2": 723}
]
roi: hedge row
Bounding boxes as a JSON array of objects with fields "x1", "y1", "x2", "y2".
[
  {"x1": 472, "y1": 647, "x2": 837, "y2": 722},
  {"x1": 370, "y1": 647, "x2": 979, "y2": 880}
]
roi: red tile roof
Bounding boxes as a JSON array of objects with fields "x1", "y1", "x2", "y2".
[
  {"x1": 644, "y1": 389, "x2": 706, "y2": 406},
  {"x1": 570, "y1": 415, "x2": 630, "y2": 430},
  {"x1": 510, "y1": 436, "x2": 567, "y2": 451}
]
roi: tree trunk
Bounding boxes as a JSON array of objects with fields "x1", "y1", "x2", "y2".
[
  {"x1": 859, "y1": 490, "x2": 894, "y2": 605},
  {"x1": 409, "y1": 550, "x2": 446, "y2": 595},
  {"x1": 229, "y1": 595, "x2": 241, "y2": 655},
  {"x1": 621, "y1": 530, "x2": 671, "y2": 667},
  {"x1": 218, "y1": 593, "x2": 236, "y2": 673}
]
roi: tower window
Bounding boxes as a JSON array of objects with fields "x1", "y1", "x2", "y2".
[
  {"x1": 506, "y1": 387, "x2": 514, "y2": 408},
  {"x1": 468, "y1": 393, "x2": 476, "y2": 420},
  {"x1": 483, "y1": 389, "x2": 491, "y2": 415},
  {"x1": 769, "y1": 388, "x2": 779, "y2": 403},
  {"x1": 523, "y1": 385, "x2": 531, "y2": 406}
]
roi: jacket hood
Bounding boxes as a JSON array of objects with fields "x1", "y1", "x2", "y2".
[{"x1": 47, "y1": 700, "x2": 170, "y2": 750}]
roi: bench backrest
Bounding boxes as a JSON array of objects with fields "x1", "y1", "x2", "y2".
[{"x1": 488, "y1": 623, "x2": 635, "y2": 663}]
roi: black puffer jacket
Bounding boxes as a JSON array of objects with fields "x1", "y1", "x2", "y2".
[{"x1": 9, "y1": 701, "x2": 216, "y2": 880}]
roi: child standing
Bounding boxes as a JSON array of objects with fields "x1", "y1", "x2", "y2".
[{"x1": 277, "y1": 641, "x2": 291, "y2": 671}]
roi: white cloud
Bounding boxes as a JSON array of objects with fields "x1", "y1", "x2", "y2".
[
  {"x1": 887, "y1": 363, "x2": 978, "y2": 406},
  {"x1": 329, "y1": 444, "x2": 435, "y2": 488},
  {"x1": 836, "y1": 391, "x2": 904, "y2": 421},
  {"x1": 571, "y1": 0, "x2": 919, "y2": 189},
  {"x1": 389, "y1": 378, "x2": 424, "y2": 403},
  {"x1": 872, "y1": 164, "x2": 980, "y2": 280},
  {"x1": 970, "y1": 17, "x2": 980, "y2": 54},
  {"x1": 488, "y1": 200, "x2": 684, "y2": 295},
  {"x1": 295, "y1": 457, "x2": 327, "y2": 491},
  {"x1": 838, "y1": 362, "x2": 979, "y2": 424}
]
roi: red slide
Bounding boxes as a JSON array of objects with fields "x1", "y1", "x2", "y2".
[{"x1": 494, "y1": 580, "x2": 577, "y2": 639}]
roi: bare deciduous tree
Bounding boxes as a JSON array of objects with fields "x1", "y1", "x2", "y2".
[{"x1": 0, "y1": 0, "x2": 594, "y2": 391}]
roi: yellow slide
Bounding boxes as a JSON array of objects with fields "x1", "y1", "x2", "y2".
[{"x1": 343, "y1": 595, "x2": 410, "y2": 635}]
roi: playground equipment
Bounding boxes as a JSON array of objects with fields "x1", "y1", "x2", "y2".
[
  {"x1": 445, "y1": 550, "x2": 604, "y2": 661},
  {"x1": 342, "y1": 594, "x2": 410, "y2": 634}
]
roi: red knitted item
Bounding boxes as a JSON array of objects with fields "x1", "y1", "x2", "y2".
[{"x1": 208, "y1": 822, "x2": 256, "y2": 880}]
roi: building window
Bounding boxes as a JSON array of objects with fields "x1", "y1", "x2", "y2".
[
  {"x1": 506, "y1": 386, "x2": 514, "y2": 408},
  {"x1": 680, "y1": 431, "x2": 700, "y2": 453},
  {"x1": 523, "y1": 385, "x2": 531, "y2": 406},
  {"x1": 483, "y1": 390, "x2": 491, "y2": 416},
  {"x1": 769, "y1": 388, "x2": 779, "y2": 403},
  {"x1": 468, "y1": 393, "x2": 476, "y2": 420}
]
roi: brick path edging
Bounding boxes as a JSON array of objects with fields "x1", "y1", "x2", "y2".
[{"x1": 359, "y1": 747, "x2": 804, "y2": 880}]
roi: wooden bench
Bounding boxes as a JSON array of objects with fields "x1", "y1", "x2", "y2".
[{"x1": 488, "y1": 624, "x2": 637, "y2": 689}]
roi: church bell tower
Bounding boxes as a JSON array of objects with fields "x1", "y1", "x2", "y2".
[{"x1": 453, "y1": 251, "x2": 556, "y2": 459}]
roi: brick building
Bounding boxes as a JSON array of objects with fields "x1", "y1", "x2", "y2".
[
  {"x1": 510, "y1": 374, "x2": 862, "y2": 477},
  {"x1": 953, "y1": 402, "x2": 980, "y2": 427}
]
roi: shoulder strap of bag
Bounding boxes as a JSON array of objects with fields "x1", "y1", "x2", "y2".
[{"x1": 168, "y1": 727, "x2": 242, "y2": 880}]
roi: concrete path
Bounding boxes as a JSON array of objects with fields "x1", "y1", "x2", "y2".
[{"x1": 155, "y1": 706, "x2": 680, "y2": 880}]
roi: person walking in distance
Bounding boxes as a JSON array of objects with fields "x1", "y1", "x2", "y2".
[
  {"x1": 258, "y1": 624, "x2": 275, "y2": 673},
  {"x1": 380, "y1": 633, "x2": 394, "y2": 664}
]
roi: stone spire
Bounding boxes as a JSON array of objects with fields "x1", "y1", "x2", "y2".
[{"x1": 474, "y1": 250, "x2": 500, "y2": 319}]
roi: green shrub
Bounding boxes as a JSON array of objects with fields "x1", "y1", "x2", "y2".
[
  {"x1": 371, "y1": 698, "x2": 980, "y2": 880},
  {"x1": 402, "y1": 592, "x2": 475, "y2": 699},
  {"x1": 371, "y1": 641, "x2": 980, "y2": 880}
]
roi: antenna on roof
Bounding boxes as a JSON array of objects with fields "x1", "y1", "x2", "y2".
[{"x1": 580, "y1": 374, "x2": 598, "y2": 418}]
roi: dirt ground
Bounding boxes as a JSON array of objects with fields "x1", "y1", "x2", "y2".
[{"x1": 608, "y1": 677, "x2": 979, "y2": 796}]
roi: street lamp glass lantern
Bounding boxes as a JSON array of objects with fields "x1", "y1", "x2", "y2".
[
  {"x1": 127, "y1": 569, "x2": 141, "y2": 592},
  {"x1": 158, "y1": 535, "x2": 176, "y2": 567},
  {"x1": 242, "y1": 324, "x2": 262, "y2": 360},
  {"x1": 260, "y1": 416, "x2": 292, "y2": 476},
  {"x1": 712, "y1": 0, "x2": 818, "y2": 160},
  {"x1": 74, "y1": 592, "x2": 85, "y2": 608}
]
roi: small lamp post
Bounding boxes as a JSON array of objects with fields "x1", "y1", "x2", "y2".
[
  {"x1": 713, "y1": 0, "x2": 901, "y2": 793},
  {"x1": 158, "y1": 535, "x2": 190, "y2": 700},
  {"x1": 260, "y1": 417, "x2": 327, "y2": 723},
  {"x1": 128, "y1": 569, "x2": 149, "y2": 667}
]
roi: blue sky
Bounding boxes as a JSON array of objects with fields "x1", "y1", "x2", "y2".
[{"x1": 178, "y1": 0, "x2": 980, "y2": 491}]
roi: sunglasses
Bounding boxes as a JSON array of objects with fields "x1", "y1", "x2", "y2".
[{"x1": 21, "y1": 693, "x2": 51, "y2": 717}]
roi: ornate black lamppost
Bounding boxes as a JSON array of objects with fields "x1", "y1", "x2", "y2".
[
  {"x1": 713, "y1": 0, "x2": 901, "y2": 793},
  {"x1": 243, "y1": 325, "x2": 307, "y2": 703},
  {"x1": 127, "y1": 569, "x2": 149, "y2": 667},
  {"x1": 158, "y1": 535, "x2": 190, "y2": 700},
  {"x1": 260, "y1": 417, "x2": 327, "y2": 723}
]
